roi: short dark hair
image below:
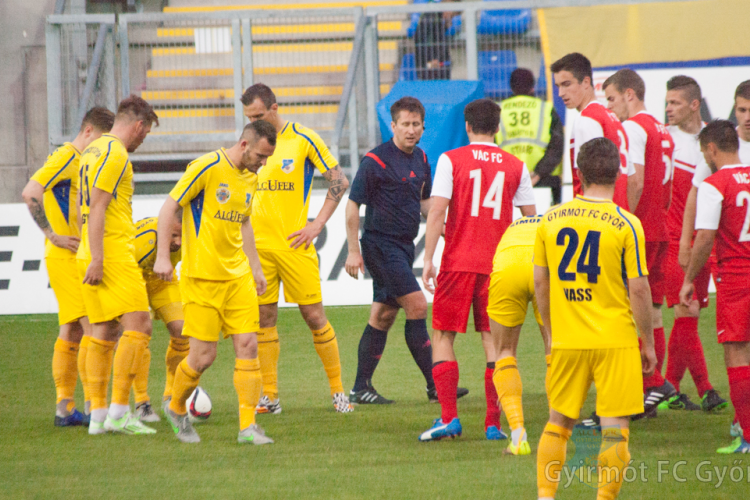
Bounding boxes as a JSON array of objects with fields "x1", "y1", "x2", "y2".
[
  {"x1": 242, "y1": 120, "x2": 277, "y2": 147},
  {"x1": 666, "y1": 75, "x2": 702, "y2": 104},
  {"x1": 602, "y1": 69, "x2": 645, "y2": 101},
  {"x1": 698, "y1": 120, "x2": 739, "y2": 153},
  {"x1": 80, "y1": 106, "x2": 114, "y2": 132},
  {"x1": 577, "y1": 138, "x2": 621, "y2": 186},
  {"x1": 390, "y1": 96, "x2": 425, "y2": 122},
  {"x1": 735, "y1": 80, "x2": 750, "y2": 101},
  {"x1": 240, "y1": 83, "x2": 276, "y2": 108},
  {"x1": 510, "y1": 68, "x2": 535, "y2": 96},
  {"x1": 464, "y1": 99, "x2": 500, "y2": 135},
  {"x1": 550, "y1": 52, "x2": 592, "y2": 85},
  {"x1": 116, "y1": 95, "x2": 159, "y2": 127}
]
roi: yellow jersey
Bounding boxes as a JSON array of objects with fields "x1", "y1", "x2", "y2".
[
  {"x1": 169, "y1": 148, "x2": 257, "y2": 281},
  {"x1": 251, "y1": 121, "x2": 337, "y2": 254},
  {"x1": 30, "y1": 143, "x2": 81, "y2": 259},
  {"x1": 77, "y1": 134, "x2": 136, "y2": 263},
  {"x1": 134, "y1": 217, "x2": 182, "y2": 282},
  {"x1": 533, "y1": 196, "x2": 648, "y2": 350},
  {"x1": 495, "y1": 215, "x2": 542, "y2": 254}
]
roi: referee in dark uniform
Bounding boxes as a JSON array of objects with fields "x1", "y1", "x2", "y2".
[{"x1": 344, "y1": 96, "x2": 467, "y2": 404}]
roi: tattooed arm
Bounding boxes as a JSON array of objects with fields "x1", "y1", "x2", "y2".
[
  {"x1": 21, "y1": 179, "x2": 80, "y2": 252},
  {"x1": 287, "y1": 165, "x2": 350, "y2": 250}
]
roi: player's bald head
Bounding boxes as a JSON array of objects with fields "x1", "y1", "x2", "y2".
[{"x1": 577, "y1": 138, "x2": 620, "y2": 187}]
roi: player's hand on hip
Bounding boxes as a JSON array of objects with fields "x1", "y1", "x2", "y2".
[
  {"x1": 678, "y1": 282, "x2": 695, "y2": 307},
  {"x1": 287, "y1": 221, "x2": 322, "y2": 250},
  {"x1": 253, "y1": 269, "x2": 267, "y2": 297},
  {"x1": 641, "y1": 345, "x2": 657, "y2": 378},
  {"x1": 678, "y1": 243, "x2": 691, "y2": 272},
  {"x1": 345, "y1": 252, "x2": 364, "y2": 279},
  {"x1": 153, "y1": 258, "x2": 174, "y2": 282},
  {"x1": 82, "y1": 260, "x2": 103, "y2": 286},
  {"x1": 422, "y1": 260, "x2": 437, "y2": 294},
  {"x1": 50, "y1": 233, "x2": 80, "y2": 253}
]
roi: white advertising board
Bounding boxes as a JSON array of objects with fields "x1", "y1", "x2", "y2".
[{"x1": 0, "y1": 189, "x2": 552, "y2": 315}]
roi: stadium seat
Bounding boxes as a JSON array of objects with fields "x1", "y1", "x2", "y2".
[
  {"x1": 407, "y1": 0, "x2": 531, "y2": 38},
  {"x1": 399, "y1": 53, "x2": 417, "y2": 81},
  {"x1": 478, "y1": 50, "x2": 517, "y2": 99}
]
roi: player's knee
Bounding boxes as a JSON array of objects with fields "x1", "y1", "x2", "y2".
[
  {"x1": 259, "y1": 304, "x2": 278, "y2": 328},
  {"x1": 300, "y1": 303, "x2": 327, "y2": 331},
  {"x1": 404, "y1": 299, "x2": 428, "y2": 319},
  {"x1": 371, "y1": 307, "x2": 397, "y2": 330},
  {"x1": 59, "y1": 321, "x2": 84, "y2": 343},
  {"x1": 233, "y1": 334, "x2": 258, "y2": 359},
  {"x1": 167, "y1": 320, "x2": 184, "y2": 338},
  {"x1": 189, "y1": 347, "x2": 216, "y2": 373}
]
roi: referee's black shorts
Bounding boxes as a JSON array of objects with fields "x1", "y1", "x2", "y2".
[{"x1": 360, "y1": 231, "x2": 421, "y2": 308}]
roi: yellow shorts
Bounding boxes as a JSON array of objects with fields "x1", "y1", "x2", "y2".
[
  {"x1": 180, "y1": 272, "x2": 260, "y2": 342},
  {"x1": 257, "y1": 248, "x2": 322, "y2": 306},
  {"x1": 47, "y1": 256, "x2": 86, "y2": 325},
  {"x1": 547, "y1": 347, "x2": 644, "y2": 419},
  {"x1": 486, "y1": 247, "x2": 542, "y2": 327},
  {"x1": 146, "y1": 277, "x2": 183, "y2": 325},
  {"x1": 77, "y1": 259, "x2": 149, "y2": 324}
]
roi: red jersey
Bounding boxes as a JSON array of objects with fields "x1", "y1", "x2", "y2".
[
  {"x1": 570, "y1": 101, "x2": 632, "y2": 210},
  {"x1": 695, "y1": 165, "x2": 750, "y2": 272},
  {"x1": 666, "y1": 125, "x2": 706, "y2": 241},
  {"x1": 432, "y1": 143, "x2": 535, "y2": 274},
  {"x1": 623, "y1": 112, "x2": 675, "y2": 242}
]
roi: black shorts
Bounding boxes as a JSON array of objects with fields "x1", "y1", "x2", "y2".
[{"x1": 360, "y1": 231, "x2": 421, "y2": 308}]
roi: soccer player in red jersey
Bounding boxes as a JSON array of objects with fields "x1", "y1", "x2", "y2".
[
  {"x1": 603, "y1": 69, "x2": 679, "y2": 416},
  {"x1": 733, "y1": 81, "x2": 750, "y2": 163},
  {"x1": 419, "y1": 99, "x2": 536, "y2": 441},
  {"x1": 662, "y1": 76, "x2": 727, "y2": 413},
  {"x1": 551, "y1": 52, "x2": 636, "y2": 210},
  {"x1": 680, "y1": 120, "x2": 750, "y2": 453}
]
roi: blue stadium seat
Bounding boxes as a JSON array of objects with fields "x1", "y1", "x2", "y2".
[
  {"x1": 535, "y1": 58, "x2": 547, "y2": 98},
  {"x1": 479, "y1": 50, "x2": 517, "y2": 99},
  {"x1": 407, "y1": 0, "x2": 532, "y2": 38},
  {"x1": 399, "y1": 53, "x2": 417, "y2": 81}
]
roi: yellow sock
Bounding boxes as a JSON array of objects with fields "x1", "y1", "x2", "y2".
[
  {"x1": 111, "y1": 330, "x2": 150, "y2": 406},
  {"x1": 545, "y1": 354, "x2": 552, "y2": 396},
  {"x1": 78, "y1": 336, "x2": 90, "y2": 406},
  {"x1": 493, "y1": 357, "x2": 524, "y2": 432},
  {"x1": 257, "y1": 326, "x2": 280, "y2": 399},
  {"x1": 86, "y1": 338, "x2": 116, "y2": 411},
  {"x1": 132, "y1": 346, "x2": 151, "y2": 405},
  {"x1": 597, "y1": 427, "x2": 630, "y2": 500},
  {"x1": 234, "y1": 357, "x2": 262, "y2": 430},
  {"x1": 312, "y1": 322, "x2": 344, "y2": 395},
  {"x1": 537, "y1": 422, "x2": 572, "y2": 499},
  {"x1": 53, "y1": 338, "x2": 79, "y2": 408},
  {"x1": 164, "y1": 337, "x2": 190, "y2": 401},
  {"x1": 169, "y1": 359, "x2": 201, "y2": 415}
]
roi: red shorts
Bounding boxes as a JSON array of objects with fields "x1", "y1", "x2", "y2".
[
  {"x1": 645, "y1": 241, "x2": 668, "y2": 305},
  {"x1": 664, "y1": 240, "x2": 711, "y2": 308},
  {"x1": 432, "y1": 270, "x2": 490, "y2": 333},
  {"x1": 716, "y1": 272, "x2": 750, "y2": 343}
]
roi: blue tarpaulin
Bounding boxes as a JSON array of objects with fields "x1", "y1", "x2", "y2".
[{"x1": 377, "y1": 80, "x2": 485, "y2": 177}]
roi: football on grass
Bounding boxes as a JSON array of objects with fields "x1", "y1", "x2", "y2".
[{"x1": 187, "y1": 386, "x2": 212, "y2": 423}]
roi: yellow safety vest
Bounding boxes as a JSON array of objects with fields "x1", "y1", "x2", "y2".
[{"x1": 495, "y1": 95, "x2": 562, "y2": 176}]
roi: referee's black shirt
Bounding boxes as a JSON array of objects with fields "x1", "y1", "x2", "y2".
[{"x1": 349, "y1": 139, "x2": 432, "y2": 242}]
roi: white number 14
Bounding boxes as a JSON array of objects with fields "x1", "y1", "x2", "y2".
[{"x1": 469, "y1": 169, "x2": 505, "y2": 220}]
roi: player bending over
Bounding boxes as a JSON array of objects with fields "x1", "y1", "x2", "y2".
[
  {"x1": 156, "y1": 121, "x2": 276, "y2": 445},
  {"x1": 680, "y1": 120, "x2": 750, "y2": 454},
  {"x1": 488, "y1": 215, "x2": 551, "y2": 455},
  {"x1": 534, "y1": 138, "x2": 656, "y2": 500},
  {"x1": 419, "y1": 98, "x2": 536, "y2": 442},
  {"x1": 22, "y1": 107, "x2": 114, "y2": 426}
]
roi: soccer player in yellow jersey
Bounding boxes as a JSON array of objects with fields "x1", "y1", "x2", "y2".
[
  {"x1": 533, "y1": 138, "x2": 657, "y2": 500},
  {"x1": 130, "y1": 216, "x2": 187, "y2": 423},
  {"x1": 241, "y1": 83, "x2": 353, "y2": 413},
  {"x1": 77, "y1": 96, "x2": 159, "y2": 435},
  {"x1": 21, "y1": 107, "x2": 114, "y2": 426},
  {"x1": 487, "y1": 215, "x2": 551, "y2": 456},
  {"x1": 155, "y1": 121, "x2": 276, "y2": 444}
]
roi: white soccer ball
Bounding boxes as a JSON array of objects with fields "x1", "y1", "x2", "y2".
[{"x1": 186, "y1": 386, "x2": 212, "y2": 423}]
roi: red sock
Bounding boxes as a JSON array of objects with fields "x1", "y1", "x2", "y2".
[
  {"x1": 727, "y1": 366, "x2": 750, "y2": 442},
  {"x1": 666, "y1": 318, "x2": 691, "y2": 391},
  {"x1": 484, "y1": 366, "x2": 501, "y2": 430},
  {"x1": 682, "y1": 318, "x2": 713, "y2": 397},
  {"x1": 433, "y1": 361, "x2": 459, "y2": 424},
  {"x1": 643, "y1": 327, "x2": 666, "y2": 390}
]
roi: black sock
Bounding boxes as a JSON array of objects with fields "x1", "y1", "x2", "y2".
[
  {"x1": 404, "y1": 319, "x2": 434, "y2": 389},
  {"x1": 353, "y1": 324, "x2": 388, "y2": 392},
  {"x1": 487, "y1": 362, "x2": 495, "y2": 370}
]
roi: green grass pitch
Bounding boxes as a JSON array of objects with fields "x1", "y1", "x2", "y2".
[{"x1": 1, "y1": 303, "x2": 747, "y2": 499}]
